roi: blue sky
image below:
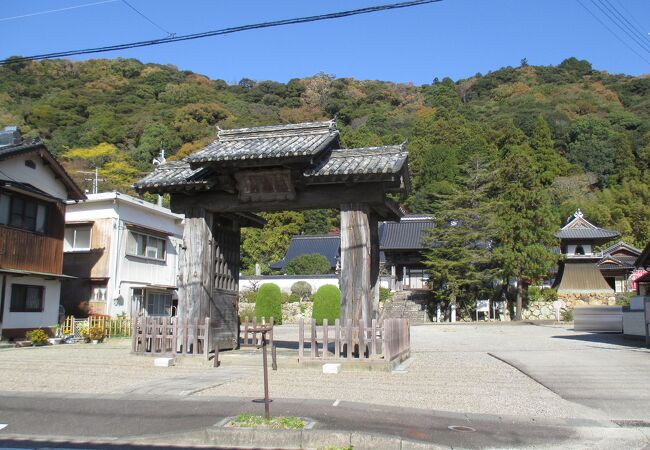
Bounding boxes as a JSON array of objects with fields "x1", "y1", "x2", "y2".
[{"x1": 1, "y1": 0, "x2": 649, "y2": 85}]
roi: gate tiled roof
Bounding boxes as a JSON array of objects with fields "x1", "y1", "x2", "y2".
[{"x1": 186, "y1": 121, "x2": 339, "y2": 165}]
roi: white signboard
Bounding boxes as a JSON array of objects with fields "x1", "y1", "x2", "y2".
[{"x1": 476, "y1": 300, "x2": 490, "y2": 312}]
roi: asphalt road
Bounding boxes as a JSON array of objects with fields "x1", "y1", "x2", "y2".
[
  {"x1": 492, "y1": 331, "x2": 650, "y2": 422},
  {"x1": 0, "y1": 392, "x2": 646, "y2": 449}
]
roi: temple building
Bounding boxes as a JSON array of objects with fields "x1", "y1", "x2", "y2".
[
  {"x1": 553, "y1": 210, "x2": 620, "y2": 302},
  {"x1": 596, "y1": 241, "x2": 642, "y2": 293}
]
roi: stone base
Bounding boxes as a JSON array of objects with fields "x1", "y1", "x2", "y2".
[
  {"x1": 522, "y1": 301, "x2": 558, "y2": 321},
  {"x1": 557, "y1": 292, "x2": 617, "y2": 309}
]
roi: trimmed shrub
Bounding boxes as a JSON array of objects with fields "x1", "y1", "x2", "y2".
[
  {"x1": 312, "y1": 285, "x2": 341, "y2": 325},
  {"x1": 291, "y1": 281, "x2": 312, "y2": 300},
  {"x1": 280, "y1": 292, "x2": 291, "y2": 304},
  {"x1": 255, "y1": 283, "x2": 282, "y2": 324},
  {"x1": 288, "y1": 293, "x2": 301, "y2": 303},
  {"x1": 284, "y1": 254, "x2": 331, "y2": 275}
]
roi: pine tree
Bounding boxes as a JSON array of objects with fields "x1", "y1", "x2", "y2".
[
  {"x1": 529, "y1": 116, "x2": 568, "y2": 186},
  {"x1": 494, "y1": 145, "x2": 558, "y2": 320},
  {"x1": 424, "y1": 156, "x2": 498, "y2": 315}
]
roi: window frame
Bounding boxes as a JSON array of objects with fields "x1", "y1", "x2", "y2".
[
  {"x1": 144, "y1": 290, "x2": 173, "y2": 316},
  {"x1": 0, "y1": 191, "x2": 49, "y2": 234},
  {"x1": 64, "y1": 224, "x2": 92, "y2": 252},
  {"x1": 9, "y1": 284, "x2": 45, "y2": 313},
  {"x1": 126, "y1": 230, "x2": 167, "y2": 261}
]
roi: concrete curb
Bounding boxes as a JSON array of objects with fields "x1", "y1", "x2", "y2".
[{"x1": 204, "y1": 427, "x2": 451, "y2": 449}]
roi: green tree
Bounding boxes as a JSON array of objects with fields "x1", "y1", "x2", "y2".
[
  {"x1": 566, "y1": 117, "x2": 638, "y2": 185},
  {"x1": 424, "y1": 156, "x2": 497, "y2": 316},
  {"x1": 284, "y1": 254, "x2": 331, "y2": 275},
  {"x1": 529, "y1": 116, "x2": 568, "y2": 185},
  {"x1": 494, "y1": 145, "x2": 558, "y2": 320},
  {"x1": 241, "y1": 211, "x2": 304, "y2": 271}
]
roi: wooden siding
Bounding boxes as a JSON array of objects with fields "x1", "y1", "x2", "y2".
[
  {"x1": 62, "y1": 218, "x2": 112, "y2": 279},
  {"x1": 0, "y1": 200, "x2": 65, "y2": 274}
]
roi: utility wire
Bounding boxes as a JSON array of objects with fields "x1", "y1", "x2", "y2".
[
  {"x1": 0, "y1": 0, "x2": 443, "y2": 65},
  {"x1": 575, "y1": 0, "x2": 650, "y2": 65},
  {"x1": 592, "y1": 0, "x2": 650, "y2": 53},
  {"x1": 0, "y1": 0, "x2": 118, "y2": 23},
  {"x1": 600, "y1": 0, "x2": 650, "y2": 50},
  {"x1": 612, "y1": 0, "x2": 649, "y2": 42},
  {"x1": 120, "y1": 0, "x2": 175, "y2": 37}
]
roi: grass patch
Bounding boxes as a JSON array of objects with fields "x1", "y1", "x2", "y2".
[{"x1": 229, "y1": 413, "x2": 305, "y2": 429}]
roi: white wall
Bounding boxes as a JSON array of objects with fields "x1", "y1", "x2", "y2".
[
  {"x1": 65, "y1": 194, "x2": 183, "y2": 318},
  {"x1": 0, "y1": 154, "x2": 68, "y2": 200},
  {"x1": 1, "y1": 275, "x2": 61, "y2": 331},
  {"x1": 240, "y1": 275, "x2": 339, "y2": 294}
]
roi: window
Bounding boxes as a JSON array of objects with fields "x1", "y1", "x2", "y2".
[
  {"x1": 0, "y1": 192, "x2": 47, "y2": 233},
  {"x1": 145, "y1": 291, "x2": 173, "y2": 316},
  {"x1": 64, "y1": 225, "x2": 92, "y2": 251},
  {"x1": 10, "y1": 284, "x2": 44, "y2": 312},
  {"x1": 126, "y1": 231, "x2": 166, "y2": 260},
  {"x1": 575, "y1": 246, "x2": 585, "y2": 255}
]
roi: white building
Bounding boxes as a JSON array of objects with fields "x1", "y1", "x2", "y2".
[{"x1": 62, "y1": 192, "x2": 183, "y2": 318}]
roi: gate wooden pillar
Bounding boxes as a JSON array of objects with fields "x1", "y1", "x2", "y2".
[
  {"x1": 178, "y1": 209, "x2": 241, "y2": 351},
  {"x1": 340, "y1": 203, "x2": 379, "y2": 326},
  {"x1": 178, "y1": 207, "x2": 214, "y2": 349}
]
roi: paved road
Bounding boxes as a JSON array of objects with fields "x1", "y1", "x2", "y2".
[
  {"x1": 0, "y1": 392, "x2": 646, "y2": 449},
  {"x1": 492, "y1": 333, "x2": 650, "y2": 422}
]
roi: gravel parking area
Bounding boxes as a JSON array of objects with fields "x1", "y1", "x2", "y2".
[
  {"x1": 0, "y1": 338, "x2": 216, "y2": 394},
  {"x1": 2, "y1": 323, "x2": 644, "y2": 422},
  {"x1": 197, "y1": 324, "x2": 608, "y2": 420}
]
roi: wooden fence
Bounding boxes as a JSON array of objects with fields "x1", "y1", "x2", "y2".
[
  {"x1": 131, "y1": 316, "x2": 211, "y2": 358},
  {"x1": 62, "y1": 316, "x2": 132, "y2": 338},
  {"x1": 240, "y1": 317, "x2": 274, "y2": 348},
  {"x1": 297, "y1": 318, "x2": 410, "y2": 364}
]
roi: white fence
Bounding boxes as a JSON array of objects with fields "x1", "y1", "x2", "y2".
[{"x1": 240, "y1": 275, "x2": 339, "y2": 294}]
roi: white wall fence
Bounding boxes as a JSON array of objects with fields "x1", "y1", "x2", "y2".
[
  {"x1": 240, "y1": 275, "x2": 339, "y2": 294},
  {"x1": 240, "y1": 274, "x2": 392, "y2": 294}
]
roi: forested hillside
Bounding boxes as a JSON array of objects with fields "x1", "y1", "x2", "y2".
[{"x1": 1, "y1": 56, "x2": 648, "y2": 274}]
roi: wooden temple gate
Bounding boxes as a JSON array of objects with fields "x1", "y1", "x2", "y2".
[{"x1": 134, "y1": 120, "x2": 411, "y2": 352}]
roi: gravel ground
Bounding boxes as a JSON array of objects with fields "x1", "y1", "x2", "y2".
[
  {"x1": 0, "y1": 324, "x2": 629, "y2": 421},
  {"x1": 197, "y1": 324, "x2": 607, "y2": 420},
  {"x1": 0, "y1": 338, "x2": 215, "y2": 394}
]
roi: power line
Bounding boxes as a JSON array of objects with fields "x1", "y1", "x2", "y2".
[
  {"x1": 0, "y1": 0, "x2": 118, "y2": 23},
  {"x1": 120, "y1": 0, "x2": 174, "y2": 37},
  {"x1": 592, "y1": 0, "x2": 650, "y2": 54},
  {"x1": 612, "y1": 0, "x2": 650, "y2": 42},
  {"x1": 0, "y1": 0, "x2": 443, "y2": 65},
  {"x1": 600, "y1": 0, "x2": 650, "y2": 51},
  {"x1": 575, "y1": 0, "x2": 650, "y2": 65}
]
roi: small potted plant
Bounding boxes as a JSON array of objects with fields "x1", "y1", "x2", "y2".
[{"x1": 88, "y1": 325, "x2": 105, "y2": 344}]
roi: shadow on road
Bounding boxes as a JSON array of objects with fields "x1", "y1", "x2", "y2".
[
  {"x1": 0, "y1": 438, "x2": 228, "y2": 450},
  {"x1": 551, "y1": 332, "x2": 646, "y2": 348}
]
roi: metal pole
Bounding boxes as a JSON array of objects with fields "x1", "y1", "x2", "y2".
[{"x1": 262, "y1": 331, "x2": 270, "y2": 419}]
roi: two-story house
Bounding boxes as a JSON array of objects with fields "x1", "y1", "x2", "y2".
[
  {"x1": 62, "y1": 192, "x2": 183, "y2": 318},
  {"x1": 0, "y1": 127, "x2": 85, "y2": 338}
]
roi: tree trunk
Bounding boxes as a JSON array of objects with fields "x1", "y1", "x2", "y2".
[{"x1": 515, "y1": 279, "x2": 524, "y2": 321}]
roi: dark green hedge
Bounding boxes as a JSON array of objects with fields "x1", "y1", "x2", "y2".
[
  {"x1": 312, "y1": 285, "x2": 340, "y2": 325},
  {"x1": 255, "y1": 283, "x2": 282, "y2": 324}
]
